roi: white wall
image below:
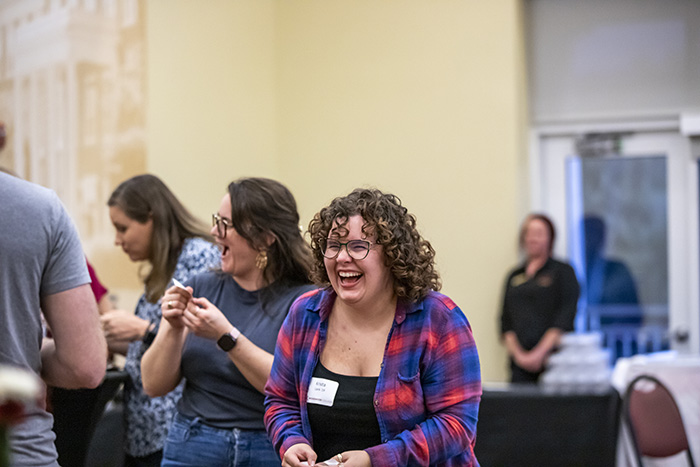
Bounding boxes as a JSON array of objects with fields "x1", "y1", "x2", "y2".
[{"x1": 527, "y1": 0, "x2": 700, "y2": 124}]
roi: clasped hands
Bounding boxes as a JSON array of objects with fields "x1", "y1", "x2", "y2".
[
  {"x1": 513, "y1": 348, "x2": 548, "y2": 373},
  {"x1": 161, "y1": 284, "x2": 230, "y2": 340}
]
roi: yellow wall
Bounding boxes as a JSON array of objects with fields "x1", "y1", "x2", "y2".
[
  {"x1": 147, "y1": 0, "x2": 279, "y2": 215},
  {"x1": 147, "y1": 0, "x2": 527, "y2": 382}
]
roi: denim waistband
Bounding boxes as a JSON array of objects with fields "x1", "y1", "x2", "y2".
[{"x1": 174, "y1": 412, "x2": 266, "y2": 436}]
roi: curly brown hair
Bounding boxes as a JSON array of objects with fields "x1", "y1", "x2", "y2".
[{"x1": 308, "y1": 188, "x2": 441, "y2": 302}]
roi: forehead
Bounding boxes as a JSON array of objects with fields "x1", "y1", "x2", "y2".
[
  {"x1": 109, "y1": 205, "x2": 130, "y2": 222},
  {"x1": 330, "y1": 214, "x2": 374, "y2": 237},
  {"x1": 218, "y1": 194, "x2": 232, "y2": 217},
  {"x1": 525, "y1": 218, "x2": 550, "y2": 237}
]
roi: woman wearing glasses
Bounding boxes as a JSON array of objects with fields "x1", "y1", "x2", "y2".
[
  {"x1": 141, "y1": 177, "x2": 315, "y2": 467},
  {"x1": 264, "y1": 188, "x2": 481, "y2": 467},
  {"x1": 105, "y1": 174, "x2": 220, "y2": 466}
]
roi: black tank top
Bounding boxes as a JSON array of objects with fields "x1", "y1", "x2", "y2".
[{"x1": 307, "y1": 362, "x2": 382, "y2": 461}]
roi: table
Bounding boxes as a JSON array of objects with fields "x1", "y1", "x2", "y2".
[{"x1": 474, "y1": 383, "x2": 620, "y2": 467}]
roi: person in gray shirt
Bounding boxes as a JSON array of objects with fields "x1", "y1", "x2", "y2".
[
  {"x1": 142, "y1": 177, "x2": 315, "y2": 467},
  {"x1": 0, "y1": 172, "x2": 107, "y2": 467}
]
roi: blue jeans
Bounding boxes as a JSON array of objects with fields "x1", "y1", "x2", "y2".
[{"x1": 161, "y1": 413, "x2": 280, "y2": 467}]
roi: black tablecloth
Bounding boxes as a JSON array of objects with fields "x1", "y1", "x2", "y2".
[{"x1": 474, "y1": 384, "x2": 620, "y2": 467}]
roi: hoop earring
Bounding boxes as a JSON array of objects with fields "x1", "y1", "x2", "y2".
[{"x1": 255, "y1": 251, "x2": 268, "y2": 270}]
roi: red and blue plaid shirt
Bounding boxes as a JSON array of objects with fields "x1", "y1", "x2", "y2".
[{"x1": 264, "y1": 287, "x2": 481, "y2": 466}]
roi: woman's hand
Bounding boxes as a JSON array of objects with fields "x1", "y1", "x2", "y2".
[
  {"x1": 161, "y1": 285, "x2": 193, "y2": 329},
  {"x1": 100, "y1": 309, "x2": 148, "y2": 342},
  {"x1": 329, "y1": 451, "x2": 371, "y2": 467},
  {"x1": 282, "y1": 443, "x2": 317, "y2": 467},
  {"x1": 514, "y1": 350, "x2": 545, "y2": 373},
  {"x1": 182, "y1": 296, "x2": 233, "y2": 340}
]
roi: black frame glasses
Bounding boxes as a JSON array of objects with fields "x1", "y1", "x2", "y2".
[
  {"x1": 321, "y1": 239, "x2": 375, "y2": 260},
  {"x1": 212, "y1": 213, "x2": 232, "y2": 238}
]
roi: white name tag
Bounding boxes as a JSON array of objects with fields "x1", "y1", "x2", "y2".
[{"x1": 307, "y1": 377, "x2": 339, "y2": 407}]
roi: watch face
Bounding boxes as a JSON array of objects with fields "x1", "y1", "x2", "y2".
[{"x1": 217, "y1": 333, "x2": 237, "y2": 352}]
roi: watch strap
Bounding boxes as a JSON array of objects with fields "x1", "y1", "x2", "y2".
[
  {"x1": 216, "y1": 328, "x2": 240, "y2": 352},
  {"x1": 142, "y1": 320, "x2": 158, "y2": 346}
]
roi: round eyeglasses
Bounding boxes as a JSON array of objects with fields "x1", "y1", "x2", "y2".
[
  {"x1": 212, "y1": 213, "x2": 232, "y2": 238},
  {"x1": 322, "y1": 239, "x2": 375, "y2": 260}
]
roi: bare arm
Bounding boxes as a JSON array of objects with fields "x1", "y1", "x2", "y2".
[
  {"x1": 187, "y1": 296, "x2": 273, "y2": 394},
  {"x1": 223, "y1": 333, "x2": 273, "y2": 394},
  {"x1": 97, "y1": 294, "x2": 114, "y2": 315},
  {"x1": 41, "y1": 284, "x2": 107, "y2": 389},
  {"x1": 140, "y1": 318, "x2": 187, "y2": 396},
  {"x1": 529, "y1": 328, "x2": 563, "y2": 364},
  {"x1": 503, "y1": 330, "x2": 525, "y2": 361}
]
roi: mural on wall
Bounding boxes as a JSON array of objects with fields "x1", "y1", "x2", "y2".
[{"x1": 0, "y1": 0, "x2": 146, "y2": 260}]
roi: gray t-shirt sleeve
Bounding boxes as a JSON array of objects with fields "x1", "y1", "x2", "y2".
[{"x1": 40, "y1": 191, "x2": 90, "y2": 297}]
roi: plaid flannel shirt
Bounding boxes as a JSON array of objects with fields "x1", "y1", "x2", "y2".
[{"x1": 264, "y1": 288, "x2": 481, "y2": 466}]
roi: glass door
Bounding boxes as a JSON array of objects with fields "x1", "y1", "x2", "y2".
[
  {"x1": 536, "y1": 129, "x2": 699, "y2": 360},
  {"x1": 567, "y1": 152, "x2": 668, "y2": 361}
]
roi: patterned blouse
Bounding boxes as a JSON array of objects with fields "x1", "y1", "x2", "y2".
[{"x1": 123, "y1": 237, "x2": 220, "y2": 457}]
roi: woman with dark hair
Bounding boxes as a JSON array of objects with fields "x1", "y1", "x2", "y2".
[
  {"x1": 141, "y1": 177, "x2": 315, "y2": 467},
  {"x1": 500, "y1": 213, "x2": 580, "y2": 383},
  {"x1": 104, "y1": 174, "x2": 220, "y2": 466},
  {"x1": 264, "y1": 188, "x2": 481, "y2": 467}
]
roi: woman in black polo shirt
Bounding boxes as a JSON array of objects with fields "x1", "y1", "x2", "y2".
[{"x1": 500, "y1": 213, "x2": 580, "y2": 383}]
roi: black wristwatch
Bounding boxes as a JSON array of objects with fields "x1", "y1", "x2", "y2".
[
  {"x1": 216, "y1": 328, "x2": 240, "y2": 352},
  {"x1": 142, "y1": 320, "x2": 158, "y2": 346}
]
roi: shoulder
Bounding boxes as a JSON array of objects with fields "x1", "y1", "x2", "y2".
[
  {"x1": 412, "y1": 291, "x2": 470, "y2": 328},
  {"x1": 290, "y1": 286, "x2": 322, "y2": 308},
  {"x1": 181, "y1": 237, "x2": 219, "y2": 256},
  {"x1": 271, "y1": 282, "x2": 318, "y2": 308},
  {"x1": 0, "y1": 178, "x2": 65, "y2": 237},
  {"x1": 286, "y1": 287, "x2": 324, "y2": 321},
  {"x1": 189, "y1": 269, "x2": 223, "y2": 287},
  {"x1": 178, "y1": 238, "x2": 220, "y2": 267},
  {"x1": 291, "y1": 283, "x2": 319, "y2": 299},
  {"x1": 505, "y1": 263, "x2": 526, "y2": 281},
  {"x1": 403, "y1": 293, "x2": 476, "y2": 354},
  {"x1": 420, "y1": 291, "x2": 460, "y2": 313},
  {"x1": 16, "y1": 180, "x2": 67, "y2": 222},
  {"x1": 1, "y1": 174, "x2": 52, "y2": 199},
  {"x1": 281, "y1": 289, "x2": 325, "y2": 341},
  {"x1": 548, "y1": 258, "x2": 577, "y2": 275}
]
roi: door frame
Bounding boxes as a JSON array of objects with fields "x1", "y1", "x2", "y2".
[{"x1": 529, "y1": 118, "x2": 700, "y2": 355}]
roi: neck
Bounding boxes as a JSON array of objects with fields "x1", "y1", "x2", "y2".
[
  {"x1": 233, "y1": 270, "x2": 268, "y2": 292},
  {"x1": 526, "y1": 254, "x2": 549, "y2": 274},
  {"x1": 528, "y1": 252, "x2": 549, "y2": 264},
  {"x1": 334, "y1": 292, "x2": 397, "y2": 329}
]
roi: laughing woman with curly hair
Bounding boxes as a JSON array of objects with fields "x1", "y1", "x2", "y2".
[{"x1": 264, "y1": 188, "x2": 482, "y2": 467}]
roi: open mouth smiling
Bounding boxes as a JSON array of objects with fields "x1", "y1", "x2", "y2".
[{"x1": 339, "y1": 271, "x2": 363, "y2": 285}]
